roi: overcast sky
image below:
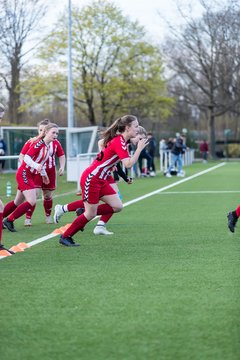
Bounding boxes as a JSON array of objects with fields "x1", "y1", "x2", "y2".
[{"x1": 46, "y1": 0, "x2": 203, "y2": 40}]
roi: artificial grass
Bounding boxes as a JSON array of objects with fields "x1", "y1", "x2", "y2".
[{"x1": 0, "y1": 161, "x2": 239, "y2": 360}]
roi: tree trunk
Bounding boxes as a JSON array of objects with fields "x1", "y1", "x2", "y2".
[
  {"x1": 208, "y1": 108, "x2": 216, "y2": 159},
  {"x1": 9, "y1": 59, "x2": 21, "y2": 124},
  {"x1": 87, "y1": 101, "x2": 96, "y2": 125}
]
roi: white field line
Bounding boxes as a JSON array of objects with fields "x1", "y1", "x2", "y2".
[
  {"x1": 159, "y1": 190, "x2": 240, "y2": 194},
  {"x1": 0, "y1": 162, "x2": 226, "y2": 260},
  {"x1": 122, "y1": 162, "x2": 226, "y2": 207}
]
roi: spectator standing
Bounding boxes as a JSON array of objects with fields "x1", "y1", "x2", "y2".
[
  {"x1": 0, "y1": 136, "x2": 7, "y2": 172},
  {"x1": 199, "y1": 140, "x2": 209, "y2": 163},
  {"x1": 147, "y1": 132, "x2": 157, "y2": 176},
  {"x1": 166, "y1": 134, "x2": 186, "y2": 178},
  {"x1": 159, "y1": 138, "x2": 167, "y2": 168},
  {"x1": 138, "y1": 128, "x2": 152, "y2": 177}
]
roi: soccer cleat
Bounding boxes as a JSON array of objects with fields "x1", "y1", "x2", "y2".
[
  {"x1": 46, "y1": 215, "x2": 53, "y2": 224},
  {"x1": 76, "y1": 207, "x2": 85, "y2": 216},
  {"x1": 59, "y1": 235, "x2": 80, "y2": 247},
  {"x1": 227, "y1": 212, "x2": 238, "y2": 233},
  {"x1": 24, "y1": 218, "x2": 32, "y2": 227},
  {"x1": 165, "y1": 172, "x2": 172, "y2": 178},
  {"x1": 53, "y1": 204, "x2": 64, "y2": 224},
  {"x1": 0, "y1": 244, "x2": 15, "y2": 255},
  {"x1": 2, "y1": 222, "x2": 6, "y2": 229},
  {"x1": 93, "y1": 225, "x2": 114, "y2": 235},
  {"x1": 3, "y1": 218, "x2": 16, "y2": 232}
]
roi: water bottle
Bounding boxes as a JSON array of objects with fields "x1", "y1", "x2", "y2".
[{"x1": 6, "y1": 181, "x2": 12, "y2": 197}]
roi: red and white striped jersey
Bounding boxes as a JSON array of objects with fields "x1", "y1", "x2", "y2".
[
  {"x1": 45, "y1": 140, "x2": 65, "y2": 170},
  {"x1": 86, "y1": 135, "x2": 130, "y2": 180},
  {"x1": 23, "y1": 139, "x2": 49, "y2": 175},
  {"x1": 21, "y1": 139, "x2": 64, "y2": 171}
]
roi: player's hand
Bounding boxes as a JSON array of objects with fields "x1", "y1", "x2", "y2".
[
  {"x1": 59, "y1": 167, "x2": 64, "y2": 176},
  {"x1": 137, "y1": 138, "x2": 149, "y2": 151},
  {"x1": 36, "y1": 164, "x2": 43, "y2": 173},
  {"x1": 42, "y1": 175, "x2": 50, "y2": 184}
]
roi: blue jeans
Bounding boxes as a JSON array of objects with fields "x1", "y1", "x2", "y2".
[{"x1": 168, "y1": 153, "x2": 183, "y2": 173}]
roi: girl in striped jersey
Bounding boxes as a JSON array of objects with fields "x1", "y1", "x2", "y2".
[
  {"x1": 53, "y1": 126, "x2": 147, "y2": 236},
  {"x1": 3, "y1": 123, "x2": 59, "y2": 232},
  {"x1": 58, "y1": 115, "x2": 148, "y2": 247},
  {"x1": 19, "y1": 119, "x2": 65, "y2": 225}
]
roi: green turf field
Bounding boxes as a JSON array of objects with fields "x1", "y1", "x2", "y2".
[{"x1": 0, "y1": 161, "x2": 239, "y2": 360}]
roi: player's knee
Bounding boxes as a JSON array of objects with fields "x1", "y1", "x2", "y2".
[{"x1": 113, "y1": 203, "x2": 123, "y2": 213}]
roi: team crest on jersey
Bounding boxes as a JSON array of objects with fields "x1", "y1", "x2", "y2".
[
  {"x1": 34, "y1": 139, "x2": 44, "y2": 149},
  {"x1": 120, "y1": 137, "x2": 127, "y2": 150}
]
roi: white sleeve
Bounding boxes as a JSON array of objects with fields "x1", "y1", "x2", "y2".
[
  {"x1": 40, "y1": 164, "x2": 47, "y2": 177},
  {"x1": 24, "y1": 154, "x2": 39, "y2": 170}
]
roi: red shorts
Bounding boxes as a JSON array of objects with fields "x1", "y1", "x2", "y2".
[
  {"x1": 34, "y1": 173, "x2": 42, "y2": 188},
  {"x1": 80, "y1": 171, "x2": 116, "y2": 204},
  {"x1": 42, "y1": 167, "x2": 56, "y2": 191},
  {"x1": 107, "y1": 175, "x2": 115, "y2": 184},
  {"x1": 16, "y1": 167, "x2": 40, "y2": 191}
]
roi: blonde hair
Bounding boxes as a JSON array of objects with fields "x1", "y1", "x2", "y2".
[
  {"x1": 101, "y1": 115, "x2": 137, "y2": 147},
  {"x1": 44, "y1": 123, "x2": 58, "y2": 135},
  {"x1": 138, "y1": 126, "x2": 147, "y2": 138}
]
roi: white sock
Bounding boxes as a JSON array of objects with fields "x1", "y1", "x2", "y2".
[{"x1": 63, "y1": 204, "x2": 68, "y2": 212}]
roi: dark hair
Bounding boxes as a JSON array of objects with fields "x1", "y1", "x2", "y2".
[{"x1": 101, "y1": 115, "x2": 137, "y2": 147}]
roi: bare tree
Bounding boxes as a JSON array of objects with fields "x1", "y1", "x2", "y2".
[
  {"x1": 161, "y1": 0, "x2": 240, "y2": 157},
  {"x1": 0, "y1": 0, "x2": 47, "y2": 123}
]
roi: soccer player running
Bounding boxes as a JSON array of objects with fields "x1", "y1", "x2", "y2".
[
  {"x1": 54, "y1": 126, "x2": 147, "y2": 235},
  {"x1": 18, "y1": 119, "x2": 65, "y2": 225},
  {"x1": 0, "y1": 103, "x2": 14, "y2": 254},
  {"x1": 3, "y1": 123, "x2": 59, "y2": 232},
  {"x1": 58, "y1": 115, "x2": 148, "y2": 246}
]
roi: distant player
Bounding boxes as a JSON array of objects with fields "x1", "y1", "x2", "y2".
[
  {"x1": 3, "y1": 124, "x2": 59, "y2": 232},
  {"x1": 19, "y1": 119, "x2": 65, "y2": 225}
]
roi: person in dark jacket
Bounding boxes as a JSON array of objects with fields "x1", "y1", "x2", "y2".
[
  {"x1": 165, "y1": 134, "x2": 186, "y2": 177},
  {"x1": 147, "y1": 132, "x2": 157, "y2": 176},
  {"x1": 0, "y1": 137, "x2": 7, "y2": 172}
]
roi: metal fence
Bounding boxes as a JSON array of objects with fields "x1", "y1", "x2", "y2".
[{"x1": 159, "y1": 149, "x2": 195, "y2": 172}]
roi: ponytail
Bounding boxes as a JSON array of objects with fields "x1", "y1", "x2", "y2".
[{"x1": 101, "y1": 115, "x2": 137, "y2": 147}]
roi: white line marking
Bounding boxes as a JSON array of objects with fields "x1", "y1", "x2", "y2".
[
  {"x1": 123, "y1": 162, "x2": 226, "y2": 207},
  {"x1": 0, "y1": 162, "x2": 226, "y2": 259},
  {"x1": 159, "y1": 190, "x2": 240, "y2": 194}
]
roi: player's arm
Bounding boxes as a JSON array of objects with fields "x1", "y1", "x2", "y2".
[
  {"x1": 58, "y1": 155, "x2": 65, "y2": 176},
  {"x1": 116, "y1": 163, "x2": 132, "y2": 184},
  {"x1": 121, "y1": 138, "x2": 148, "y2": 169}
]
